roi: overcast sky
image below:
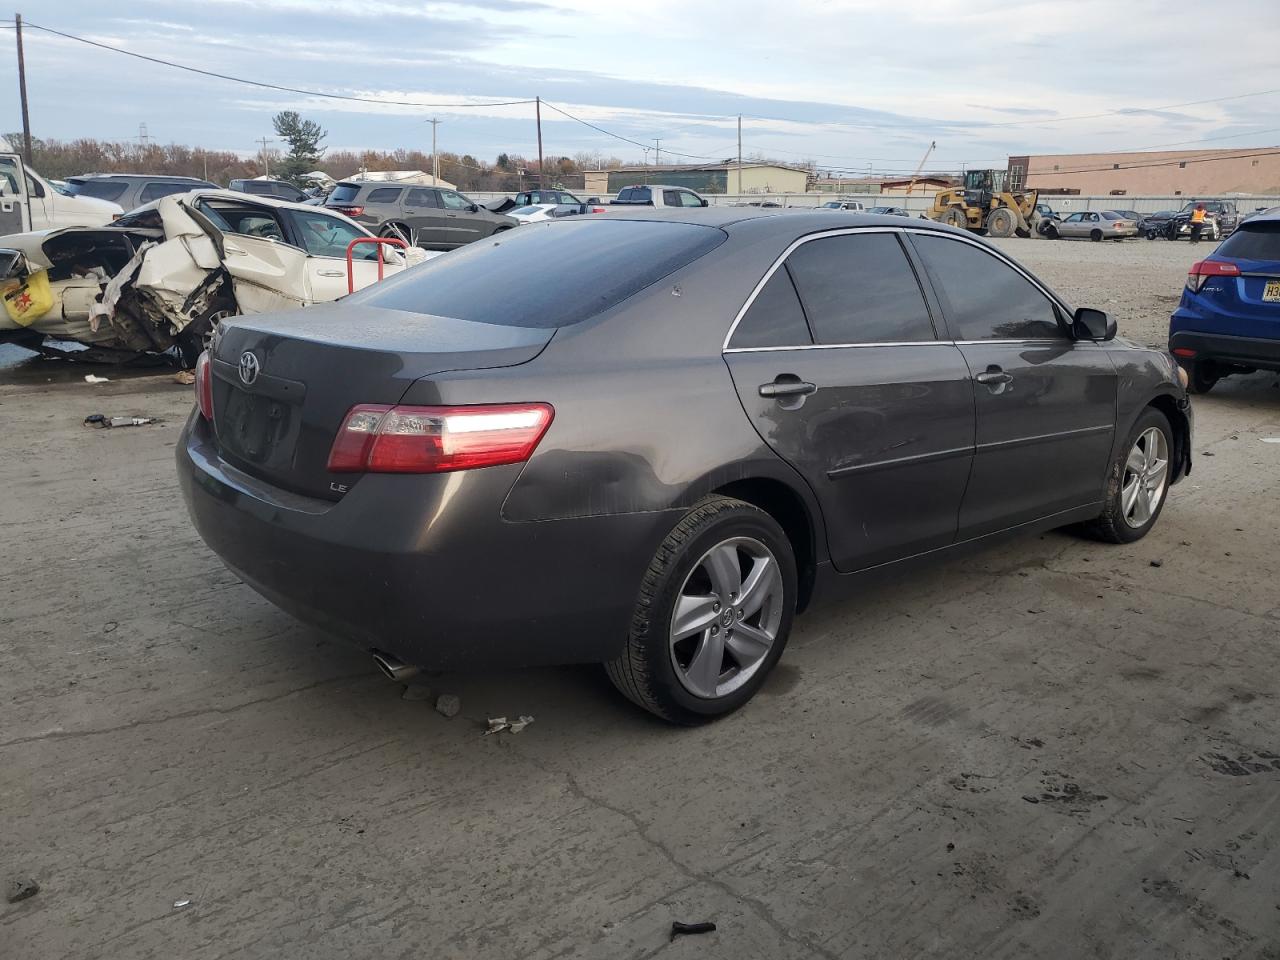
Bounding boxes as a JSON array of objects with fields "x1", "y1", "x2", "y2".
[{"x1": 8, "y1": 0, "x2": 1280, "y2": 173}]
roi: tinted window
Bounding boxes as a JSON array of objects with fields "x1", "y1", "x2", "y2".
[
  {"x1": 349, "y1": 220, "x2": 725, "y2": 328},
  {"x1": 913, "y1": 234, "x2": 1063, "y2": 340},
  {"x1": 730, "y1": 268, "x2": 812, "y2": 349},
  {"x1": 663, "y1": 190, "x2": 681, "y2": 206},
  {"x1": 405, "y1": 188, "x2": 437, "y2": 207},
  {"x1": 1217, "y1": 222, "x2": 1280, "y2": 261},
  {"x1": 70, "y1": 179, "x2": 127, "y2": 202},
  {"x1": 274, "y1": 183, "x2": 306, "y2": 201},
  {"x1": 329, "y1": 183, "x2": 361, "y2": 204},
  {"x1": 140, "y1": 181, "x2": 188, "y2": 202},
  {"x1": 784, "y1": 233, "x2": 934, "y2": 344},
  {"x1": 616, "y1": 187, "x2": 651, "y2": 204},
  {"x1": 240, "y1": 181, "x2": 272, "y2": 195},
  {"x1": 1101, "y1": 211, "x2": 1124, "y2": 220},
  {"x1": 367, "y1": 187, "x2": 402, "y2": 203}
]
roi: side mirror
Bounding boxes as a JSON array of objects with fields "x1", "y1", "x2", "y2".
[
  {"x1": 1073, "y1": 307, "x2": 1116, "y2": 341},
  {"x1": 468, "y1": 203, "x2": 479, "y2": 213},
  {"x1": 700, "y1": 198, "x2": 709, "y2": 207}
]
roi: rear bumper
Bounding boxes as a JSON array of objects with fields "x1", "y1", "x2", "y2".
[
  {"x1": 177, "y1": 412, "x2": 676, "y2": 670},
  {"x1": 1169, "y1": 329, "x2": 1280, "y2": 371}
]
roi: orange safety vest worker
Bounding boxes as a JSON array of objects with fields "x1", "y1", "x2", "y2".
[{"x1": 1191, "y1": 206, "x2": 1206, "y2": 223}]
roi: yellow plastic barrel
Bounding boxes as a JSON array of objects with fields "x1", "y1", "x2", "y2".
[{"x1": 2, "y1": 268, "x2": 54, "y2": 326}]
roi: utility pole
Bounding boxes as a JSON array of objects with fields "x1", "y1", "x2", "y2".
[
  {"x1": 202, "y1": 152, "x2": 208, "y2": 182},
  {"x1": 737, "y1": 115, "x2": 743, "y2": 196},
  {"x1": 15, "y1": 12, "x2": 33, "y2": 165},
  {"x1": 257, "y1": 137, "x2": 272, "y2": 177},
  {"x1": 428, "y1": 118, "x2": 440, "y2": 185},
  {"x1": 138, "y1": 122, "x2": 149, "y2": 146},
  {"x1": 653, "y1": 138, "x2": 662, "y2": 168},
  {"x1": 535, "y1": 97, "x2": 545, "y2": 189}
]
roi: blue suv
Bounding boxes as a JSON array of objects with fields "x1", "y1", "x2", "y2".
[{"x1": 1170, "y1": 209, "x2": 1280, "y2": 393}]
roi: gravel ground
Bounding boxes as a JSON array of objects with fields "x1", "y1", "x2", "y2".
[
  {"x1": 3, "y1": 240, "x2": 1280, "y2": 960},
  {"x1": 990, "y1": 236, "x2": 1207, "y2": 349}
]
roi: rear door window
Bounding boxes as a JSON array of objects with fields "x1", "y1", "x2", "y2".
[
  {"x1": 729, "y1": 268, "x2": 812, "y2": 349},
  {"x1": 912, "y1": 234, "x2": 1064, "y2": 340},
  {"x1": 367, "y1": 187, "x2": 402, "y2": 204},
  {"x1": 663, "y1": 190, "x2": 681, "y2": 206},
  {"x1": 140, "y1": 181, "x2": 187, "y2": 202},
  {"x1": 349, "y1": 219, "x2": 725, "y2": 328},
  {"x1": 784, "y1": 232, "x2": 935, "y2": 344}
]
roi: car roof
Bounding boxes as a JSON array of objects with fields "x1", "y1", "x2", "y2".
[
  {"x1": 1238, "y1": 207, "x2": 1280, "y2": 225},
  {"x1": 70, "y1": 173, "x2": 210, "y2": 183},
  {"x1": 123, "y1": 188, "x2": 346, "y2": 218},
  {"x1": 590, "y1": 207, "x2": 964, "y2": 239}
]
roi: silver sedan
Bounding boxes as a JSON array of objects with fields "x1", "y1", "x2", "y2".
[{"x1": 1046, "y1": 211, "x2": 1138, "y2": 241}]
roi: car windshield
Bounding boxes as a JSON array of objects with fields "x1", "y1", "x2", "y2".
[
  {"x1": 347, "y1": 219, "x2": 726, "y2": 328},
  {"x1": 1216, "y1": 222, "x2": 1280, "y2": 261}
]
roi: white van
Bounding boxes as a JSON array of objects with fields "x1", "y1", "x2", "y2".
[{"x1": 0, "y1": 143, "x2": 123, "y2": 234}]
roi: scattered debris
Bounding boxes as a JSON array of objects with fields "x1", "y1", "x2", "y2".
[
  {"x1": 946, "y1": 842, "x2": 956, "y2": 851},
  {"x1": 83, "y1": 414, "x2": 157, "y2": 429},
  {"x1": 1261, "y1": 438, "x2": 1280, "y2": 444},
  {"x1": 670, "y1": 921, "x2": 716, "y2": 942},
  {"x1": 6, "y1": 878, "x2": 39, "y2": 904},
  {"x1": 173, "y1": 898, "x2": 191, "y2": 908},
  {"x1": 484, "y1": 715, "x2": 534, "y2": 736},
  {"x1": 1149, "y1": 559, "x2": 1163, "y2": 568},
  {"x1": 400, "y1": 683, "x2": 433, "y2": 702},
  {"x1": 1202, "y1": 451, "x2": 1214, "y2": 457},
  {"x1": 435, "y1": 694, "x2": 461, "y2": 718},
  {"x1": 83, "y1": 374, "x2": 110, "y2": 383},
  {"x1": 173, "y1": 370, "x2": 196, "y2": 385}
]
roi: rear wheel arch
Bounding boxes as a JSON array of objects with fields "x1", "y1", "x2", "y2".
[{"x1": 712, "y1": 477, "x2": 819, "y2": 612}]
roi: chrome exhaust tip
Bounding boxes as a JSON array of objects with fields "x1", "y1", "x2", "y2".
[{"x1": 371, "y1": 650, "x2": 420, "y2": 683}]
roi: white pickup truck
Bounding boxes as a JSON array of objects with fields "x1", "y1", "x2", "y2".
[
  {"x1": 609, "y1": 184, "x2": 709, "y2": 208},
  {"x1": 0, "y1": 142, "x2": 123, "y2": 234}
]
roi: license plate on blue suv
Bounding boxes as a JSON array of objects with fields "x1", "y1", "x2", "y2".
[{"x1": 1264, "y1": 280, "x2": 1280, "y2": 302}]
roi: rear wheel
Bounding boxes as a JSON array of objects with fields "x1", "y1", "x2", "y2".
[
  {"x1": 380, "y1": 222, "x2": 413, "y2": 245},
  {"x1": 1090, "y1": 229, "x2": 1103, "y2": 242},
  {"x1": 1082, "y1": 408, "x2": 1173, "y2": 544},
  {"x1": 1044, "y1": 223, "x2": 1060, "y2": 240},
  {"x1": 605, "y1": 497, "x2": 797, "y2": 724}
]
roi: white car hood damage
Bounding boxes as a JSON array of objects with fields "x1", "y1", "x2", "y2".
[{"x1": 0, "y1": 190, "x2": 427, "y2": 354}]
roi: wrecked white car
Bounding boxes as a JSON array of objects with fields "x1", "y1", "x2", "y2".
[{"x1": 0, "y1": 190, "x2": 433, "y2": 362}]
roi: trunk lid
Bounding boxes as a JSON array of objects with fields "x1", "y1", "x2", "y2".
[{"x1": 210, "y1": 302, "x2": 553, "y2": 499}]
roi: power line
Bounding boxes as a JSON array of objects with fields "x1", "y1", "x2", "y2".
[{"x1": 20, "y1": 21, "x2": 536, "y2": 109}]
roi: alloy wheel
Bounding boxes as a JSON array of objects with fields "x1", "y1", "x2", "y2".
[
  {"x1": 1121, "y1": 427, "x2": 1169, "y2": 528},
  {"x1": 668, "y1": 537, "x2": 783, "y2": 699}
]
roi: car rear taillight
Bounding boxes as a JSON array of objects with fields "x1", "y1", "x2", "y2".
[
  {"x1": 1186, "y1": 259, "x2": 1240, "y2": 292},
  {"x1": 331, "y1": 205, "x2": 364, "y2": 217},
  {"x1": 327, "y1": 403, "x2": 554, "y2": 474},
  {"x1": 590, "y1": 206, "x2": 606, "y2": 214},
  {"x1": 195, "y1": 350, "x2": 214, "y2": 422}
]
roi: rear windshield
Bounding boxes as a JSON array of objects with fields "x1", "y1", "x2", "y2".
[
  {"x1": 348, "y1": 219, "x2": 726, "y2": 328},
  {"x1": 1217, "y1": 222, "x2": 1280, "y2": 261},
  {"x1": 1101, "y1": 211, "x2": 1125, "y2": 220},
  {"x1": 328, "y1": 183, "x2": 361, "y2": 204},
  {"x1": 66, "y1": 179, "x2": 127, "y2": 202},
  {"x1": 615, "y1": 186, "x2": 652, "y2": 204}
]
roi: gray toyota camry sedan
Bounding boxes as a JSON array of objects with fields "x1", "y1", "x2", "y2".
[{"x1": 179, "y1": 210, "x2": 1193, "y2": 724}]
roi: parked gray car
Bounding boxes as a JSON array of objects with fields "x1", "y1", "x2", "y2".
[
  {"x1": 325, "y1": 182, "x2": 517, "y2": 249},
  {"x1": 1044, "y1": 210, "x2": 1138, "y2": 241},
  {"x1": 63, "y1": 174, "x2": 218, "y2": 213},
  {"x1": 179, "y1": 211, "x2": 1192, "y2": 723}
]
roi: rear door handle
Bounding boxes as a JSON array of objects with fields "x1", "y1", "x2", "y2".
[
  {"x1": 759, "y1": 378, "x2": 817, "y2": 398},
  {"x1": 975, "y1": 367, "x2": 1013, "y2": 386},
  {"x1": 316, "y1": 269, "x2": 345, "y2": 277}
]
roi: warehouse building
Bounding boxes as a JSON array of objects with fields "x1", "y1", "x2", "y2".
[
  {"x1": 584, "y1": 161, "x2": 809, "y2": 196},
  {"x1": 809, "y1": 175, "x2": 956, "y2": 196},
  {"x1": 1007, "y1": 148, "x2": 1280, "y2": 196}
]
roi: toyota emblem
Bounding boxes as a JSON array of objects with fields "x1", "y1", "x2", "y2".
[{"x1": 238, "y1": 351, "x2": 260, "y2": 386}]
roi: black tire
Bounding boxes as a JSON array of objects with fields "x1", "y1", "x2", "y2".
[
  {"x1": 1044, "y1": 223, "x2": 1059, "y2": 240},
  {"x1": 1180, "y1": 359, "x2": 1219, "y2": 394},
  {"x1": 605, "y1": 496, "x2": 797, "y2": 724},
  {"x1": 1081, "y1": 408, "x2": 1174, "y2": 544},
  {"x1": 379, "y1": 222, "x2": 411, "y2": 243},
  {"x1": 986, "y1": 207, "x2": 1017, "y2": 238},
  {"x1": 939, "y1": 207, "x2": 969, "y2": 230},
  {"x1": 1090, "y1": 229, "x2": 1103, "y2": 242}
]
